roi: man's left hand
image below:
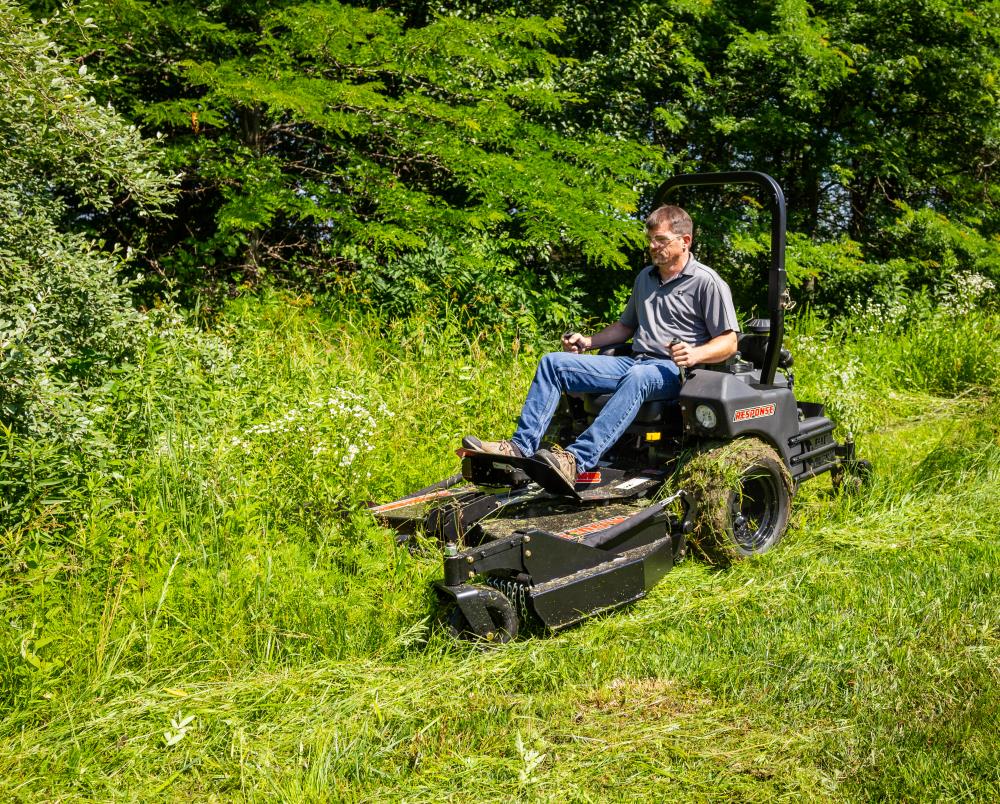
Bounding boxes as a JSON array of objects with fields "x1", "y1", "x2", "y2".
[{"x1": 669, "y1": 340, "x2": 700, "y2": 368}]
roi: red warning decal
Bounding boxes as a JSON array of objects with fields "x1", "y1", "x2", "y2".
[
  {"x1": 733, "y1": 403, "x2": 776, "y2": 423},
  {"x1": 557, "y1": 514, "x2": 631, "y2": 540},
  {"x1": 575, "y1": 471, "x2": 602, "y2": 484}
]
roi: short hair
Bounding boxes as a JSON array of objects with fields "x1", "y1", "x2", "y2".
[{"x1": 645, "y1": 205, "x2": 693, "y2": 238}]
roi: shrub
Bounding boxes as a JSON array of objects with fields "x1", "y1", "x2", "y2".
[
  {"x1": 0, "y1": 4, "x2": 174, "y2": 525},
  {"x1": 784, "y1": 208, "x2": 1000, "y2": 319}
]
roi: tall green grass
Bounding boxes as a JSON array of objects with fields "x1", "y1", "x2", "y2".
[{"x1": 2, "y1": 294, "x2": 1000, "y2": 801}]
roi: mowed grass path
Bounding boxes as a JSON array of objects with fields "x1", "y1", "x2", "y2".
[{"x1": 3, "y1": 299, "x2": 999, "y2": 801}]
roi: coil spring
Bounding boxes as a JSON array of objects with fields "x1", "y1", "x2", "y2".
[{"x1": 485, "y1": 576, "x2": 532, "y2": 622}]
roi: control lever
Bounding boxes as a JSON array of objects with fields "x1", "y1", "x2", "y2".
[
  {"x1": 669, "y1": 337, "x2": 686, "y2": 383},
  {"x1": 562, "y1": 330, "x2": 584, "y2": 353}
]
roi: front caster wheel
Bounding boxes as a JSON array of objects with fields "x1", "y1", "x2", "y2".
[
  {"x1": 832, "y1": 458, "x2": 873, "y2": 494},
  {"x1": 444, "y1": 586, "x2": 519, "y2": 643},
  {"x1": 679, "y1": 438, "x2": 793, "y2": 566}
]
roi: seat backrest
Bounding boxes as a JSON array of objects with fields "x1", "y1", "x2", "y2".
[{"x1": 737, "y1": 332, "x2": 792, "y2": 371}]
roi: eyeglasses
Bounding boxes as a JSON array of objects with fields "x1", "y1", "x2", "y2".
[{"x1": 646, "y1": 233, "x2": 685, "y2": 247}]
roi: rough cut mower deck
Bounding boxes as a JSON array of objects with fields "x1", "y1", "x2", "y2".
[
  {"x1": 369, "y1": 171, "x2": 871, "y2": 642},
  {"x1": 369, "y1": 454, "x2": 696, "y2": 638}
]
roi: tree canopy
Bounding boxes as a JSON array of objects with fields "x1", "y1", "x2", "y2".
[
  {"x1": 13, "y1": 0, "x2": 1000, "y2": 318},
  {"x1": 36, "y1": 0, "x2": 663, "y2": 299}
]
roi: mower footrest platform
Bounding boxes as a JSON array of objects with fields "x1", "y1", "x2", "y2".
[
  {"x1": 459, "y1": 450, "x2": 664, "y2": 501},
  {"x1": 369, "y1": 476, "x2": 533, "y2": 544}
]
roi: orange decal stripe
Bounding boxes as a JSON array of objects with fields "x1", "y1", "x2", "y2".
[
  {"x1": 557, "y1": 514, "x2": 631, "y2": 539},
  {"x1": 369, "y1": 489, "x2": 454, "y2": 514}
]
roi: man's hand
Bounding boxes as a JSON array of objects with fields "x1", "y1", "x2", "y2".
[
  {"x1": 669, "y1": 330, "x2": 738, "y2": 367},
  {"x1": 668, "y1": 339, "x2": 699, "y2": 367},
  {"x1": 562, "y1": 331, "x2": 592, "y2": 353}
]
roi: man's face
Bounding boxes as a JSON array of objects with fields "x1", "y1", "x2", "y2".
[{"x1": 647, "y1": 222, "x2": 689, "y2": 270}]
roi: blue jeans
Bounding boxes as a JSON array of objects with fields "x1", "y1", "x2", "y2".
[{"x1": 510, "y1": 352, "x2": 681, "y2": 471}]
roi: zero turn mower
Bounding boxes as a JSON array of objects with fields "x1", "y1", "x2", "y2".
[{"x1": 370, "y1": 171, "x2": 870, "y2": 642}]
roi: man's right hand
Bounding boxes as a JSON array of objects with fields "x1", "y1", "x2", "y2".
[{"x1": 562, "y1": 332, "x2": 591, "y2": 353}]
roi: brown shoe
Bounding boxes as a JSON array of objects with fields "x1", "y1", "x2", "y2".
[
  {"x1": 535, "y1": 447, "x2": 577, "y2": 490},
  {"x1": 462, "y1": 435, "x2": 524, "y2": 458}
]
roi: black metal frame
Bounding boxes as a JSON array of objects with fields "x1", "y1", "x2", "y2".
[
  {"x1": 654, "y1": 171, "x2": 787, "y2": 385},
  {"x1": 435, "y1": 490, "x2": 696, "y2": 633}
]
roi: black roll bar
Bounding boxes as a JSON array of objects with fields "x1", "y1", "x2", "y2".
[{"x1": 653, "y1": 171, "x2": 787, "y2": 385}]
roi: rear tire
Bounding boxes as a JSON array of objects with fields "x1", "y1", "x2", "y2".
[{"x1": 679, "y1": 438, "x2": 792, "y2": 565}]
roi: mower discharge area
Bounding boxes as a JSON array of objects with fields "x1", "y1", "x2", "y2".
[{"x1": 369, "y1": 171, "x2": 871, "y2": 643}]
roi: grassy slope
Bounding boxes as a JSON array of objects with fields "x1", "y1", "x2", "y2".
[{"x1": 3, "y1": 296, "x2": 1000, "y2": 801}]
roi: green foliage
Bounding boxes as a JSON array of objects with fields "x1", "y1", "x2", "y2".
[
  {"x1": 782, "y1": 210, "x2": 1000, "y2": 317},
  {"x1": 818, "y1": 0, "x2": 1000, "y2": 238},
  {"x1": 788, "y1": 302, "x2": 1000, "y2": 437},
  {"x1": 0, "y1": 8, "x2": 171, "y2": 221},
  {"x1": 51, "y1": 0, "x2": 660, "y2": 299},
  {"x1": 884, "y1": 202, "x2": 1000, "y2": 287},
  {"x1": 0, "y1": 2, "x2": 179, "y2": 524},
  {"x1": 338, "y1": 237, "x2": 585, "y2": 338},
  {"x1": 14, "y1": 0, "x2": 1000, "y2": 325},
  {"x1": 2, "y1": 294, "x2": 536, "y2": 710},
  {"x1": 430, "y1": 0, "x2": 1000, "y2": 241}
]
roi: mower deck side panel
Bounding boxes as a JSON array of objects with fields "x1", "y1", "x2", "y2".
[
  {"x1": 368, "y1": 485, "x2": 478, "y2": 534},
  {"x1": 529, "y1": 535, "x2": 674, "y2": 630},
  {"x1": 370, "y1": 484, "x2": 535, "y2": 543}
]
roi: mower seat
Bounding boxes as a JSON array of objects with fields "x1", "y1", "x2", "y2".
[
  {"x1": 578, "y1": 393, "x2": 674, "y2": 424},
  {"x1": 570, "y1": 394, "x2": 677, "y2": 424}
]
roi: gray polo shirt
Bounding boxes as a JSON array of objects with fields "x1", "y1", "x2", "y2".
[{"x1": 619, "y1": 256, "x2": 739, "y2": 358}]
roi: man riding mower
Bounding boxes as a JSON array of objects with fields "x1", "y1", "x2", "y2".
[{"x1": 370, "y1": 171, "x2": 870, "y2": 642}]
